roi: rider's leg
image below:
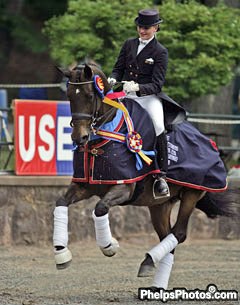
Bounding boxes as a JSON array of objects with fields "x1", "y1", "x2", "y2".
[
  {"x1": 153, "y1": 131, "x2": 170, "y2": 197},
  {"x1": 132, "y1": 94, "x2": 169, "y2": 197}
]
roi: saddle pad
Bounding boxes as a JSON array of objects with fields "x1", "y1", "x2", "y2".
[{"x1": 167, "y1": 121, "x2": 227, "y2": 192}]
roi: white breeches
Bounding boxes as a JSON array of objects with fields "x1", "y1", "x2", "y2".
[{"x1": 127, "y1": 93, "x2": 164, "y2": 136}]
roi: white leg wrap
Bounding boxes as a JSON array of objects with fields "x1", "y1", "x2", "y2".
[
  {"x1": 152, "y1": 253, "x2": 174, "y2": 289},
  {"x1": 92, "y1": 211, "x2": 112, "y2": 248},
  {"x1": 148, "y1": 233, "x2": 178, "y2": 265},
  {"x1": 53, "y1": 206, "x2": 68, "y2": 247}
]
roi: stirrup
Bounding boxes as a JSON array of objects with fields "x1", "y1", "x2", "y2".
[{"x1": 153, "y1": 178, "x2": 170, "y2": 199}]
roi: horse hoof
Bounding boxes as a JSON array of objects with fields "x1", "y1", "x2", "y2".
[
  {"x1": 100, "y1": 238, "x2": 119, "y2": 257},
  {"x1": 54, "y1": 247, "x2": 72, "y2": 270},
  {"x1": 137, "y1": 263, "x2": 155, "y2": 277}
]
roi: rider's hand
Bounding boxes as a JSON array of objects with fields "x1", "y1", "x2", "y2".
[
  {"x1": 123, "y1": 81, "x2": 139, "y2": 93},
  {"x1": 107, "y1": 77, "x2": 117, "y2": 86}
]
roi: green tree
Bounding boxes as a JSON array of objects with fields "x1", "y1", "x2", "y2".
[
  {"x1": 44, "y1": 0, "x2": 240, "y2": 103},
  {"x1": 44, "y1": 0, "x2": 152, "y2": 73},
  {"x1": 161, "y1": 1, "x2": 240, "y2": 101}
]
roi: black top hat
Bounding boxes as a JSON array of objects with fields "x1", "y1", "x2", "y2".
[{"x1": 135, "y1": 9, "x2": 162, "y2": 27}]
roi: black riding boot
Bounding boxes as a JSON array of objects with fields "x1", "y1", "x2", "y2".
[{"x1": 153, "y1": 132, "x2": 170, "y2": 198}]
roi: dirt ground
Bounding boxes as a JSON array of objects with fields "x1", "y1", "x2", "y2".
[{"x1": 0, "y1": 236, "x2": 239, "y2": 305}]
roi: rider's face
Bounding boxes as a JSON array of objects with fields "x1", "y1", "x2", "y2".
[{"x1": 137, "y1": 25, "x2": 158, "y2": 41}]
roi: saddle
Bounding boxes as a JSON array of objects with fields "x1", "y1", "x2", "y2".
[{"x1": 158, "y1": 91, "x2": 186, "y2": 130}]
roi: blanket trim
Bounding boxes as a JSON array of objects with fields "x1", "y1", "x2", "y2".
[
  {"x1": 72, "y1": 168, "x2": 160, "y2": 184},
  {"x1": 166, "y1": 177, "x2": 228, "y2": 192}
]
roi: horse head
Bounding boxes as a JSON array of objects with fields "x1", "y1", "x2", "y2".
[{"x1": 58, "y1": 63, "x2": 112, "y2": 146}]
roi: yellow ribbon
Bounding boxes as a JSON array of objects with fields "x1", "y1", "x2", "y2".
[
  {"x1": 101, "y1": 96, "x2": 153, "y2": 167},
  {"x1": 103, "y1": 97, "x2": 129, "y2": 118},
  {"x1": 96, "y1": 130, "x2": 125, "y2": 142},
  {"x1": 137, "y1": 151, "x2": 152, "y2": 166}
]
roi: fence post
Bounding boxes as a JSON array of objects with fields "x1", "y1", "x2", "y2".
[{"x1": 0, "y1": 89, "x2": 8, "y2": 140}]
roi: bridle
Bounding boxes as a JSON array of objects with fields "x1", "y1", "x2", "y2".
[
  {"x1": 68, "y1": 78, "x2": 116, "y2": 133},
  {"x1": 69, "y1": 80, "x2": 96, "y2": 122},
  {"x1": 68, "y1": 80, "x2": 94, "y2": 85}
]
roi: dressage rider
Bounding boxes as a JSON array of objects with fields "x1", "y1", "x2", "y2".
[{"x1": 108, "y1": 8, "x2": 185, "y2": 198}]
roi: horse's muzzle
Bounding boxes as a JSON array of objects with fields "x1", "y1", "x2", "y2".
[
  {"x1": 71, "y1": 133, "x2": 89, "y2": 146},
  {"x1": 71, "y1": 124, "x2": 90, "y2": 146}
]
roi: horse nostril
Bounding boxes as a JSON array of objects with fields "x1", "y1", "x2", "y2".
[
  {"x1": 73, "y1": 135, "x2": 89, "y2": 146},
  {"x1": 82, "y1": 135, "x2": 88, "y2": 142},
  {"x1": 71, "y1": 128, "x2": 89, "y2": 145}
]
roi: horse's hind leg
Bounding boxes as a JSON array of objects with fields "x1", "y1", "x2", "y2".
[
  {"x1": 145, "y1": 189, "x2": 203, "y2": 264},
  {"x1": 138, "y1": 201, "x2": 174, "y2": 289},
  {"x1": 141, "y1": 189, "x2": 204, "y2": 289},
  {"x1": 53, "y1": 182, "x2": 91, "y2": 269},
  {"x1": 92, "y1": 183, "x2": 134, "y2": 257},
  {"x1": 171, "y1": 189, "x2": 205, "y2": 243}
]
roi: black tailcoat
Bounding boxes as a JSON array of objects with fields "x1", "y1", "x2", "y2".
[{"x1": 111, "y1": 37, "x2": 186, "y2": 128}]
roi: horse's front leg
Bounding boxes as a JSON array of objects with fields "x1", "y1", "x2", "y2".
[
  {"x1": 92, "y1": 183, "x2": 135, "y2": 257},
  {"x1": 53, "y1": 182, "x2": 92, "y2": 269}
]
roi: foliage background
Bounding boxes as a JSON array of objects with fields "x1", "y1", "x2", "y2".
[
  {"x1": 44, "y1": 0, "x2": 240, "y2": 103},
  {"x1": 0, "y1": 0, "x2": 68, "y2": 86},
  {"x1": 0, "y1": 0, "x2": 240, "y2": 103},
  {"x1": 0, "y1": 0, "x2": 67, "y2": 59}
]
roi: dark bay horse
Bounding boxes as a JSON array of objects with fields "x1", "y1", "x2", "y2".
[{"x1": 53, "y1": 63, "x2": 238, "y2": 289}]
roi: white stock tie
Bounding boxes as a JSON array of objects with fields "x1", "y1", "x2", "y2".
[
  {"x1": 137, "y1": 39, "x2": 147, "y2": 55},
  {"x1": 139, "y1": 39, "x2": 147, "y2": 45}
]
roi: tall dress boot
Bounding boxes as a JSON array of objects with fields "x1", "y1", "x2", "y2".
[{"x1": 153, "y1": 132, "x2": 170, "y2": 199}]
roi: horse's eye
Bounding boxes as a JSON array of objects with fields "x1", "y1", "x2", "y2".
[{"x1": 88, "y1": 93, "x2": 95, "y2": 100}]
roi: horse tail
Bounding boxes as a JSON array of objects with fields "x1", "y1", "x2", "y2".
[{"x1": 195, "y1": 188, "x2": 240, "y2": 219}]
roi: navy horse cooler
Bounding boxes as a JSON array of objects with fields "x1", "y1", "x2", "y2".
[{"x1": 72, "y1": 98, "x2": 227, "y2": 192}]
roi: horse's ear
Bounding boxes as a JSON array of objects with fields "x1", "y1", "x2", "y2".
[
  {"x1": 84, "y1": 64, "x2": 93, "y2": 79},
  {"x1": 55, "y1": 66, "x2": 71, "y2": 78}
]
